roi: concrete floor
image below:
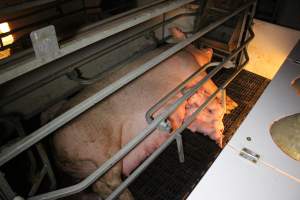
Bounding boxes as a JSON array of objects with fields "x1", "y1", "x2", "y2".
[{"x1": 245, "y1": 19, "x2": 300, "y2": 79}]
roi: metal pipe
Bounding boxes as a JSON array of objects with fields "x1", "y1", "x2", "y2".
[
  {"x1": 0, "y1": 2, "x2": 254, "y2": 200},
  {"x1": 0, "y1": 8, "x2": 87, "y2": 38},
  {"x1": 28, "y1": 30, "x2": 252, "y2": 200},
  {"x1": 0, "y1": 1, "x2": 254, "y2": 167},
  {"x1": 0, "y1": 0, "x2": 60, "y2": 16},
  {"x1": 145, "y1": 62, "x2": 221, "y2": 124},
  {"x1": 0, "y1": 0, "x2": 195, "y2": 85},
  {"x1": 146, "y1": 26, "x2": 254, "y2": 124},
  {"x1": 0, "y1": 171, "x2": 15, "y2": 200},
  {"x1": 36, "y1": 143, "x2": 57, "y2": 190},
  {"x1": 27, "y1": 62, "x2": 225, "y2": 200},
  {"x1": 28, "y1": 166, "x2": 48, "y2": 197},
  {"x1": 106, "y1": 50, "x2": 250, "y2": 200},
  {"x1": 0, "y1": 12, "x2": 196, "y2": 107}
]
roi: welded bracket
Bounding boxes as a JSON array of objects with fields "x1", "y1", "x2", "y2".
[{"x1": 30, "y1": 25, "x2": 60, "y2": 62}]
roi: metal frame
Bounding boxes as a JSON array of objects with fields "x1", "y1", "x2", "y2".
[
  {"x1": 0, "y1": 12, "x2": 196, "y2": 108},
  {"x1": 0, "y1": 0, "x2": 195, "y2": 85},
  {"x1": 0, "y1": 0, "x2": 256, "y2": 199},
  {"x1": 0, "y1": 115, "x2": 57, "y2": 198}
]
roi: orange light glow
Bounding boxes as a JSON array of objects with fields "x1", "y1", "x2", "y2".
[
  {"x1": 0, "y1": 22, "x2": 10, "y2": 33},
  {"x1": 0, "y1": 22, "x2": 14, "y2": 46},
  {"x1": 0, "y1": 48, "x2": 11, "y2": 59}
]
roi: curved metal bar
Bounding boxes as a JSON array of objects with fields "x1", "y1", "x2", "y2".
[
  {"x1": 145, "y1": 62, "x2": 221, "y2": 125},
  {"x1": 28, "y1": 27, "x2": 253, "y2": 200},
  {"x1": 107, "y1": 53, "x2": 250, "y2": 200},
  {"x1": 0, "y1": 0, "x2": 195, "y2": 85},
  {"x1": 0, "y1": 2, "x2": 255, "y2": 200},
  {"x1": 146, "y1": 25, "x2": 254, "y2": 126},
  {"x1": 0, "y1": 1, "x2": 254, "y2": 168},
  {"x1": 66, "y1": 13, "x2": 197, "y2": 85},
  {"x1": 0, "y1": 12, "x2": 196, "y2": 107}
]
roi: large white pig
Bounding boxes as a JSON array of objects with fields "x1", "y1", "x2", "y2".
[{"x1": 48, "y1": 28, "x2": 237, "y2": 200}]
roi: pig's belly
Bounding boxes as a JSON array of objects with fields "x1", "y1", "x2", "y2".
[
  {"x1": 120, "y1": 112, "x2": 171, "y2": 176},
  {"x1": 109, "y1": 51, "x2": 219, "y2": 176}
]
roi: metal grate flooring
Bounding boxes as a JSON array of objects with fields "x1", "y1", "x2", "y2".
[{"x1": 129, "y1": 69, "x2": 270, "y2": 200}]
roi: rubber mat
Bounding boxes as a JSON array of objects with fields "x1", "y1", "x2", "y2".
[{"x1": 128, "y1": 69, "x2": 270, "y2": 200}]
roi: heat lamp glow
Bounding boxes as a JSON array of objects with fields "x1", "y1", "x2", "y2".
[{"x1": 0, "y1": 22, "x2": 14, "y2": 46}]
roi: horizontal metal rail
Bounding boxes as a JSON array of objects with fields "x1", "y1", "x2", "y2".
[
  {"x1": 0, "y1": 0, "x2": 195, "y2": 85},
  {"x1": 0, "y1": 0, "x2": 255, "y2": 168},
  {"x1": 0, "y1": 0, "x2": 61, "y2": 16},
  {"x1": 0, "y1": 12, "x2": 196, "y2": 107},
  {"x1": 27, "y1": 22, "x2": 254, "y2": 200},
  {"x1": 107, "y1": 53, "x2": 250, "y2": 200},
  {"x1": 0, "y1": 1, "x2": 255, "y2": 200},
  {"x1": 146, "y1": 26, "x2": 254, "y2": 125},
  {"x1": 0, "y1": 0, "x2": 167, "y2": 64},
  {"x1": 146, "y1": 62, "x2": 221, "y2": 125}
]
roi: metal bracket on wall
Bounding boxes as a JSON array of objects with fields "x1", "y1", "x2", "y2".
[
  {"x1": 239, "y1": 147, "x2": 260, "y2": 163},
  {"x1": 30, "y1": 25, "x2": 61, "y2": 63}
]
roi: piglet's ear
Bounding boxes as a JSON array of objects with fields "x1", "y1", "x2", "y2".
[{"x1": 225, "y1": 96, "x2": 238, "y2": 114}]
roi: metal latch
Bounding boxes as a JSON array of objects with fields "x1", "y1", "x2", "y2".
[{"x1": 239, "y1": 147, "x2": 260, "y2": 163}]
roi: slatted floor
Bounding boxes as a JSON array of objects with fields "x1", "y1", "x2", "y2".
[{"x1": 129, "y1": 69, "x2": 270, "y2": 200}]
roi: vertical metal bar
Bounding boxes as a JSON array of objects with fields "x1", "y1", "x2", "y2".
[
  {"x1": 162, "y1": 13, "x2": 166, "y2": 42},
  {"x1": 0, "y1": 171, "x2": 15, "y2": 200},
  {"x1": 13, "y1": 118, "x2": 37, "y2": 177},
  {"x1": 237, "y1": 0, "x2": 257, "y2": 65},
  {"x1": 36, "y1": 143, "x2": 57, "y2": 190},
  {"x1": 106, "y1": 47, "x2": 251, "y2": 200},
  {"x1": 28, "y1": 166, "x2": 48, "y2": 197},
  {"x1": 175, "y1": 134, "x2": 185, "y2": 163},
  {"x1": 0, "y1": 1, "x2": 255, "y2": 167}
]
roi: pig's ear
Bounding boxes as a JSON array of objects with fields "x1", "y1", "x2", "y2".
[
  {"x1": 202, "y1": 48, "x2": 213, "y2": 63},
  {"x1": 225, "y1": 96, "x2": 238, "y2": 114},
  {"x1": 193, "y1": 48, "x2": 214, "y2": 67},
  {"x1": 216, "y1": 135, "x2": 223, "y2": 148}
]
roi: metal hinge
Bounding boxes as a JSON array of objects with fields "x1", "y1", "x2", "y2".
[{"x1": 239, "y1": 147, "x2": 260, "y2": 163}]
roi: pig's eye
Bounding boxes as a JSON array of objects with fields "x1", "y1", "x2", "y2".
[{"x1": 208, "y1": 108, "x2": 214, "y2": 114}]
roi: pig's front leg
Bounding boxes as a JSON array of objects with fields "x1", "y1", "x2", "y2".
[{"x1": 92, "y1": 161, "x2": 134, "y2": 200}]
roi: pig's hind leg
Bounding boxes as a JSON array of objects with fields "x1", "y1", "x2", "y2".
[{"x1": 92, "y1": 162, "x2": 134, "y2": 200}]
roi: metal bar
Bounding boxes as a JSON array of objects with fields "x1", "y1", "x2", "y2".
[
  {"x1": 0, "y1": 12, "x2": 196, "y2": 107},
  {"x1": 146, "y1": 26, "x2": 254, "y2": 124},
  {"x1": 27, "y1": 61, "x2": 225, "y2": 199},
  {"x1": 0, "y1": 0, "x2": 195, "y2": 85},
  {"x1": 0, "y1": 116, "x2": 56, "y2": 195},
  {"x1": 28, "y1": 27, "x2": 253, "y2": 200},
  {"x1": 0, "y1": 0, "x2": 60, "y2": 16},
  {"x1": 75, "y1": 0, "x2": 168, "y2": 34},
  {"x1": 145, "y1": 62, "x2": 221, "y2": 124},
  {"x1": 28, "y1": 166, "x2": 48, "y2": 197},
  {"x1": 1, "y1": 3, "x2": 254, "y2": 200},
  {"x1": 0, "y1": 171, "x2": 15, "y2": 200},
  {"x1": 0, "y1": 8, "x2": 87, "y2": 38},
  {"x1": 36, "y1": 143, "x2": 57, "y2": 190},
  {"x1": 0, "y1": 1, "x2": 254, "y2": 168},
  {"x1": 106, "y1": 50, "x2": 250, "y2": 200},
  {"x1": 176, "y1": 134, "x2": 185, "y2": 163}
]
